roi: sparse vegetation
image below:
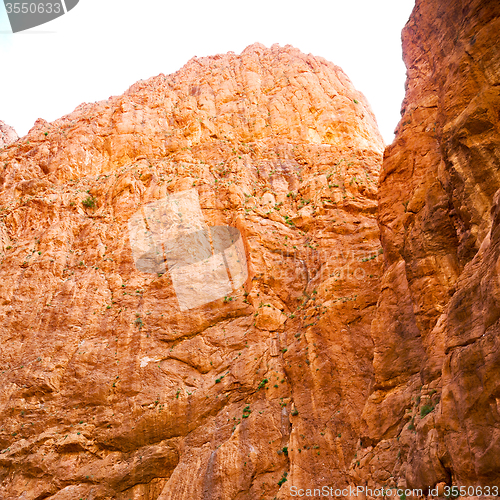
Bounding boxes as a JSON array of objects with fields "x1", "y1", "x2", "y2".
[
  {"x1": 408, "y1": 417, "x2": 415, "y2": 430},
  {"x1": 420, "y1": 403, "x2": 435, "y2": 418},
  {"x1": 278, "y1": 471, "x2": 288, "y2": 486},
  {"x1": 82, "y1": 195, "x2": 96, "y2": 209},
  {"x1": 258, "y1": 378, "x2": 269, "y2": 389}
]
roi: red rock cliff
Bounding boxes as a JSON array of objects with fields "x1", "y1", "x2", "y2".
[
  {"x1": 0, "y1": 44, "x2": 384, "y2": 499},
  {"x1": 353, "y1": 0, "x2": 500, "y2": 493}
]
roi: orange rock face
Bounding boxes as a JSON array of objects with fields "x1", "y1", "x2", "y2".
[
  {"x1": 352, "y1": 0, "x2": 500, "y2": 493},
  {"x1": 0, "y1": 44, "x2": 384, "y2": 499}
]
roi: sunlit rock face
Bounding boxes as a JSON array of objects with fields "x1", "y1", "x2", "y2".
[
  {"x1": 0, "y1": 44, "x2": 384, "y2": 499},
  {"x1": 352, "y1": 0, "x2": 500, "y2": 493},
  {"x1": 0, "y1": 120, "x2": 18, "y2": 147}
]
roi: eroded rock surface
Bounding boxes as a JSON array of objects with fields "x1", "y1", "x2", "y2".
[
  {"x1": 352, "y1": 0, "x2": 500, "y2": 493},
  {"x1": 0, "y1": 120, "x2": 18, "y2": 147},
  {"x1": 0, "y1": 44, "x2": 384, "y2": 499}
]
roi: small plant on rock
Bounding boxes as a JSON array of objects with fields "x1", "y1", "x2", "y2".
[{"x1": 82, "y1": 195, "x2": 96, "y2": 209}]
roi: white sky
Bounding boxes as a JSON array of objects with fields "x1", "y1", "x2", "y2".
[{"x1": 0, "y1": 0, "x2": 415, "y2": 145}]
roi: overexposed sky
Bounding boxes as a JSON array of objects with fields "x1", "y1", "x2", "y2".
[{"x1": 0, "y1": 0, "x2": 415, "y2": 144}]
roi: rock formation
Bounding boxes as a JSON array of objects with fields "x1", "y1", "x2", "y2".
[
  {"x1": 0, "y1": 44, "x2": 384, "y2": 499},
  {"x1": 352, "y1": 0, "x2": 500, "y2": 494},
  {"x1": 2, "y1": 0, "x2": 499, "y2": 496},
  {"x1": 0, "y1": 121, "x2": 18, "y2": 147}
]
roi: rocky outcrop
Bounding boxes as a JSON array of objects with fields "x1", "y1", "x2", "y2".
[
  {"x1": 353, "y1": 0, "x2": 500, "y2": 493},
  {"x1": 0, "y1": 44, "x2": 384, "y2": 499},
  {"x1": 0, "y1": 121, "x2": 18, "y2": 147},
  {"x1": 3, "y1": 2, "x2": 500, "y2": 497}
]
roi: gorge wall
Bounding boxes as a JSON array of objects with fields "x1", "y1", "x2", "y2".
[
  {"x1": 353, "y1": 0, "x2": 500, "y2": 493},
  {"x1": 1, "y1": 0, "x2": 500, "y2": 497},
  {"x1": 0, "y1": 44, "x2": 384, "y2": 499}
]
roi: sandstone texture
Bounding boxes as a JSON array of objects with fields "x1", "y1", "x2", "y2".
[
  {"x1": 352, "y1": 0, "x2": 500, "y2": 494},
  {"x1": 0, "y1": 120, "x2": 18, "y2": 148},
  {"x1": 0, "y1": 44, "x2": 384, "y2": 499}
]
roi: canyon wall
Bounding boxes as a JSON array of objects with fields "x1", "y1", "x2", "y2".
[
  {"x1": 2, "y1": 0, "x2": 499, "y2": 496},
  {"x1": 0, "y1": 44, "x2": 384, "y2": 499},
  {"x1": 353, "y1": 0, "x2": 500, "y2": 493}
]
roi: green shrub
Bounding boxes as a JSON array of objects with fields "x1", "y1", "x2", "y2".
[
  {"x1": 420, "y1": 403, "x2": 435, "y2": 418},
  {"x1": 278, "y1": 472, "x2": 288, "y2": 486},
  {"x1": 258, "y1": 378, "x2": 268, "y2": 389},
  {"x1": 82, "y1": 196, "x2": 96, "y2": 209}
]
